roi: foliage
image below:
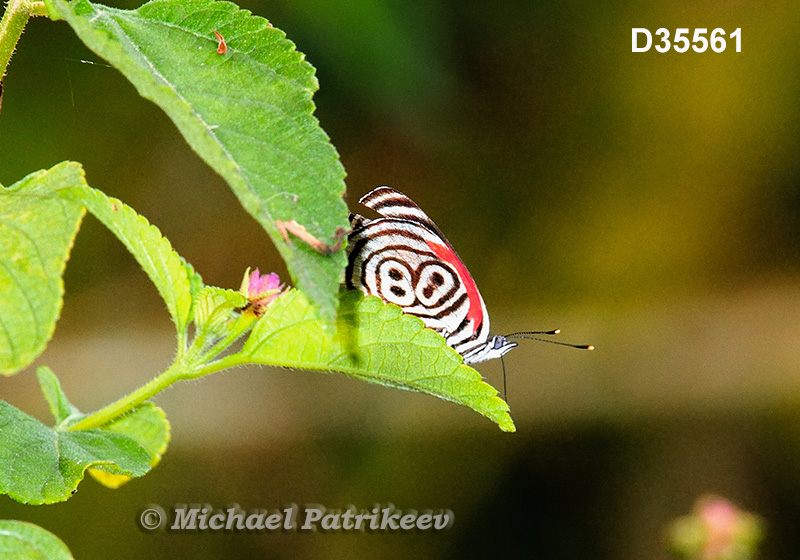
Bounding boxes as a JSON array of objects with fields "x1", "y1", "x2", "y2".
[
  {"x1": 44, "y1": 0, "x2": 349, "y2": 320},
  {"x1": 0, "y1": 0, "x2": 513, "y2": 554},
  {"x1": 0, "y1": 521, "x2": 73, "y2": 560}
]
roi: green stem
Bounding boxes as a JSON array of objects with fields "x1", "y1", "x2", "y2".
[
  {"x1": 0, "y1": 0, "x2": 49, "y2": 80},
  {"x1": 186, "y1": 352, "x2": 247, "y2": 379},
  {"x1": 66, "y1": 325, "x2": 256, "y2": 430},
  {"x1": 67, "y1": 362, "x2": 185, "y2": 431}
]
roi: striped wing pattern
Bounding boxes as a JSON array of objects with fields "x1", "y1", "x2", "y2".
[{"x1": 346, "y1": 187, "x2": 516, "y2": 364}]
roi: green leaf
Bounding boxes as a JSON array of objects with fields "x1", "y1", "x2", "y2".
[
  {"x1": 95, "y1": 402, "x2": 170, "y2": 460},
  {"x1": 240, "y1": 290, "x2": 515, "y2": 432},
  {"x1": 0, "y1": 401, "x2": 152, "y2": 504},
  {"x1": 36, "y1": 367, "x2": 82, "y2": 427},
  {"x1": 36, "y1": 367, "x2": 170, "y2": 491},
  {"x1": 0, "y1": 163, "x2": 85, "y2": 375},
  {"x1": 0, "y1": 162, "x2": 200, "y2": 367},
  {"x1": 88, "y1": 402, "x2": 171, "y2": 488},
  {"x1": 45, "y1": 0, "x2": 349, "y2": 320},
  {"x1": 58, "y1": 186, "x2": 200, "y2": 337},
  {"x1": 0, "y1": 520, "x2": 73, "y2": 560},
  {"x1": 193, "y1": 285, "x2": 248, "y2": 337}
]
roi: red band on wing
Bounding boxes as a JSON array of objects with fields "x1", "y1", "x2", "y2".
[{"x1": 426, "y1": 240, "x2": 483, "y2": 330}]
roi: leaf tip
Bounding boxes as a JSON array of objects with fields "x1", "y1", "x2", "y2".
[{"x1": 498, "y1": 416, "x2": 517, "y2": 432}]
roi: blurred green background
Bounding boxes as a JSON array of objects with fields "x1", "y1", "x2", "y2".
[{"x1": 2, "y1": 0, "x2": 800, "y2": 558}]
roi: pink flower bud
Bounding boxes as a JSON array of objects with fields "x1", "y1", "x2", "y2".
[
  {"x1": 668, "y1": 495, "x2": 763, "y2": 560},
  {"x1": 240, "y1": 268, "x2": 285, "y2": 316}
]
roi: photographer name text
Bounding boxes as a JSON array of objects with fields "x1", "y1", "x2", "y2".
[{"x1": 139, "y1": 503, "x2": 454, "y2": 533}]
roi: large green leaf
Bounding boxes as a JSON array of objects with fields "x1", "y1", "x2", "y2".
[
  {"x1": 240, "y1": 290, "x2": 515, "y2": 432},
  {"x1": 58, "y1": 185, "x2": 201, "y2": 337},
  {"x1": 0, "y1": 164, "x2": 85, "y2": 375},
  {"x1": 36, "y1": 366, "x2": 171, "y2": 490},
  {"x1": 0, "y1": 401, "x2": 153, "y2": 504},
  {"x1": 0, "y1": 521, "x2": 73, "y2": 560},
  {"x1": 88, "y1": 401, "x2": 171, "y2": 488},
  {"x1": 0, "y1": 161, "x2": 200, "y2": 361},
  {"x1": 45, "y1": 0, "x2": 349, "y2": 320}
]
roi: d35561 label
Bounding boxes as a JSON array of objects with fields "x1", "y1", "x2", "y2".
[{"x1": 632, "y1": 28, "x2": 741, "y2": 53}]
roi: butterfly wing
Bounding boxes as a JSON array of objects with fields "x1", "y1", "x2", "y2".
[
  {"x1": 346, "y1": 187, "x2": 494, "y2": 358},
  {"x1": 357, "y1": 186, "x2": 443, "y2": 235}
]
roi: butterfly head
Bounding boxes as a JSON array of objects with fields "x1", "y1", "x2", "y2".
[{"x1": 461, "y1": 335, "x2": 518, "y2": 365}]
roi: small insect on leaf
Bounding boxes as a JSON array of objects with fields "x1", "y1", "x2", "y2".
[
  {"x1": 276, "y1": 219, "x2": 347, "y2": 255},
  {"x1": 213, "y1": 29, "x2": 227, "y2": 55}
]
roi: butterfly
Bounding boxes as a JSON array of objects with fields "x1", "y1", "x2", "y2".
[{"x1": 345, "y1": 186, "x2": 521, "y2": 364}]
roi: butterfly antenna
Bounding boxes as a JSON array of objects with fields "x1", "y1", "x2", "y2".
[{"x1": 505, "y1": 330, "x2": 594, "y2": 350}]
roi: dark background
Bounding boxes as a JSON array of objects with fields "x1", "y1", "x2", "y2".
[{"x1": 2, "y1": 0, "x2": 800, "y2": 558}]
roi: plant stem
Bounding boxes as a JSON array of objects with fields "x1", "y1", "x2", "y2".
[
  {"x1": 64, "y1": 308, "x2": 261, "y2": 430},
  {"x1": 0, "y1": 0, "x2": 48, "y2": 80},
  {"x1": 65, "y1": 332, "x2": 255, "y2": 430},
  {"x1": 186, "y1": 352, "x2": 246, "y2": 378},
  {"x1": 67, "y1": 362, "x2": 185, "y2": 431}
]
